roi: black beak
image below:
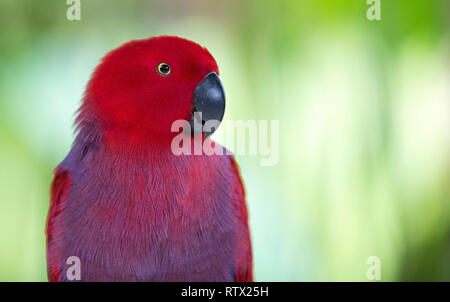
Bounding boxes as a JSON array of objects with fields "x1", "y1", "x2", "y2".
[{"x1": 190, "y1": 72, "x2": 225, "y2": 138}]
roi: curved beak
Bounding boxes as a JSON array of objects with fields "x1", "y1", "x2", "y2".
[{"x1": 190, "y1": 72, "x2": 225, "y2": 138}]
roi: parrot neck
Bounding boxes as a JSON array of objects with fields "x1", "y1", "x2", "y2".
[
  {"x1": 75, "y1": 103, "x2": 184, "y2": 150},
  {"x1": 74, "y1": 112, "x2": 210, "y2": 160}
]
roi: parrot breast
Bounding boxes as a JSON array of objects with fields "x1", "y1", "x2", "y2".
[{"x1": 47, "y1": 126, "x2": 247, "y2": 281}]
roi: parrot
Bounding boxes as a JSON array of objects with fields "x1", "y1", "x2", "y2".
[{"x1": 46, "y1": 36, "x2": 252, "y2": 282}]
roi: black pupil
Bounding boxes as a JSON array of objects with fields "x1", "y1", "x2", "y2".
[{"x1": 160, "y1": 64, "x2": 169, "y2": 74}]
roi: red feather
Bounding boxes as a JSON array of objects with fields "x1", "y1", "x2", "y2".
[{"x1": 46, "y1": 168, "x2": 71, "y2": 282}]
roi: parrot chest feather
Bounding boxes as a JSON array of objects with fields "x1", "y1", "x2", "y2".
[{"x1": 49, "y1": 143, "x2": 240, "y2": 281}]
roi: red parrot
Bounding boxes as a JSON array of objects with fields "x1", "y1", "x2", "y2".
[{"x1": 46, "y1": 36, "x2": 252, "y2": 281}]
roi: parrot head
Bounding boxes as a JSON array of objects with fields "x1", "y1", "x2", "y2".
[{"x1": 83, "y1": 36, "x2": 225, "y2": 142}]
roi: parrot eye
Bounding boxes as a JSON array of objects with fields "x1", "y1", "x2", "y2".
[{"x1": 156, "y1": 62, "x2": 171, "y2": 76}]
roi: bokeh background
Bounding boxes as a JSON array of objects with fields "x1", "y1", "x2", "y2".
[{"x1": 0, "y1": 0, "x2": 449, "y2": 281}]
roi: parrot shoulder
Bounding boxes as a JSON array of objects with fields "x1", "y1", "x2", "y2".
[
  {"x1": 215, "y1": 146, "x2": 253, "y2": 282},
  {"x1": 46, "y1": 165, "x2": 72, "y2": 282}
]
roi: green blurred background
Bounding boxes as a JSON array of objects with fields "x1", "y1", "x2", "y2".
[{"x1": 0, "y1": 0, "x2": 449, "y2": 281}]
